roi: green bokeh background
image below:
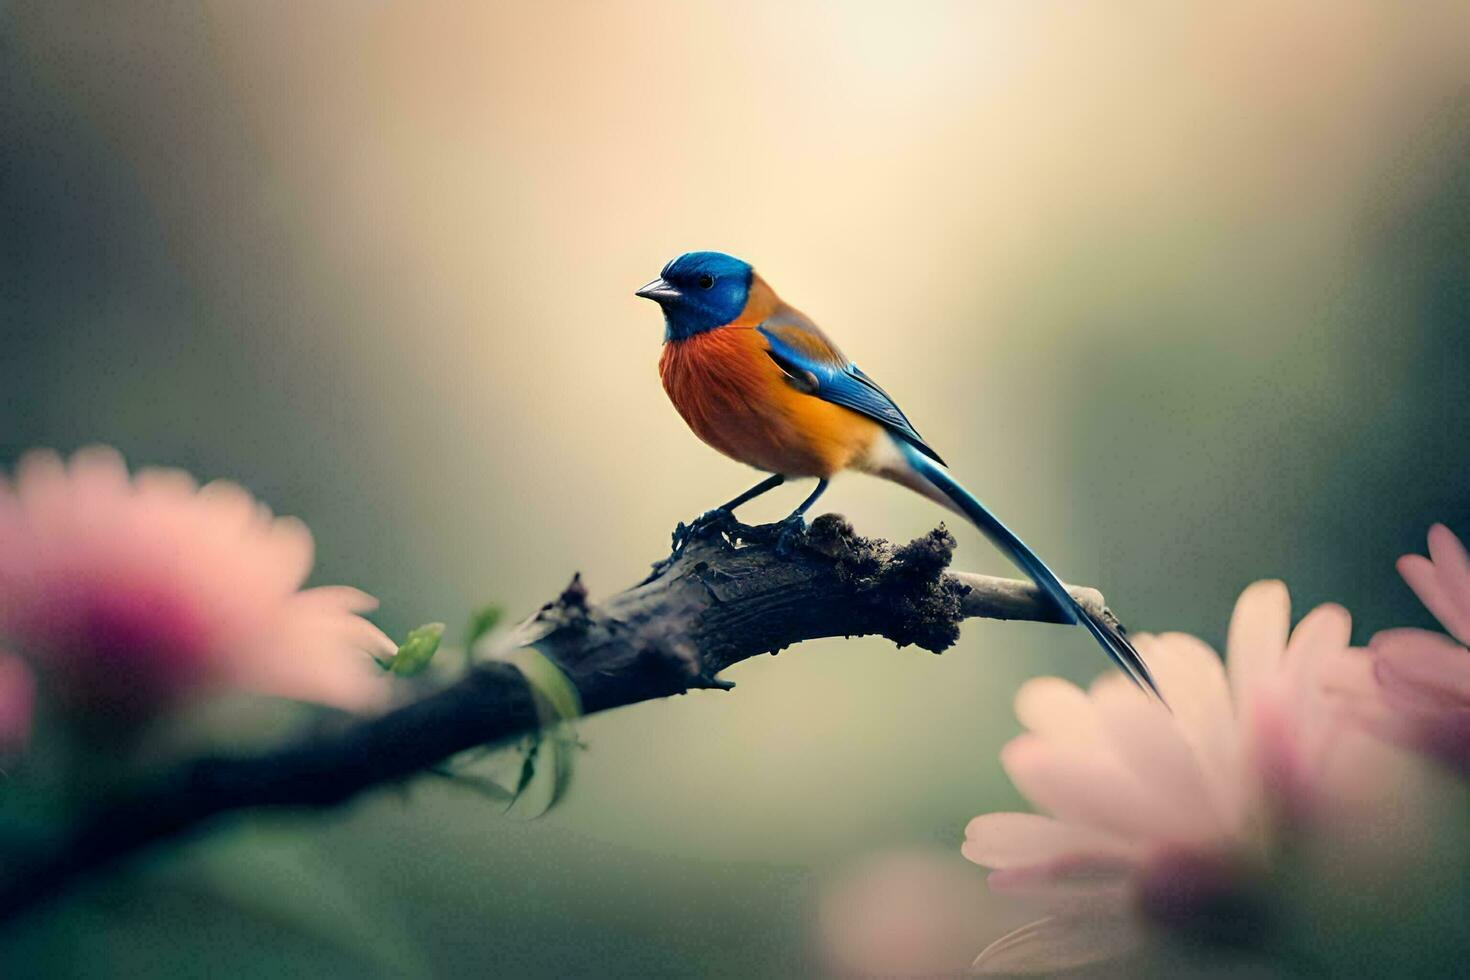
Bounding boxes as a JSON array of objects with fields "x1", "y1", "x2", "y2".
[{"x1": 2, "y1": 2, "x2": 1468, "y2": 976}]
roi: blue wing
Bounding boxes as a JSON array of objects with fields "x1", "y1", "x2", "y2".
[{"x1": 758, "y1": 313, "x2": 945, "y2": 465}]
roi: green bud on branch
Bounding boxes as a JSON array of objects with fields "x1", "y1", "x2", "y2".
[{"x1": 388, "y1": 623, "x2": 446, "y2": 676}]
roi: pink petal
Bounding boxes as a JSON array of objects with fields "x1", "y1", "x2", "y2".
[
  {"x1": 1370, "y1": 628, "x2": 1470, "y2": 707},
  {"x1": 973, "y1": 914, "x2": 1141, "y2": 975},
  {"x1": 1399, "y1": 553, "x2": 1470, "y2": 650},
  {"x1": 195, "y1": 480, "x2": 259, "y2": 534},
  {"x1": 1000, "y1": 735, "x2": 1198, "y2": 843},
  {"x1": 131, "y1": 467, "x2": 199, "y2": 503},
  {"x1": 1279, "y1": 603, "x2": 1354, "y2": 737},
  {"x1": 262, "y1": 515, "x2": 315, "y2": 592},
  {"x1": 1315, "y1": 646, "x2": 1408, "y2": 748},
  {"x1": 224, "y1": 641, "x2": 390, "y2": 712},
  {"x1": 13, "y1": 450, "x2": 70, "y2": 526},
  {"x1": 1244, "y1": 690, "x2": 1316, "y2": 823},
  {"x1": 296, "y1": 585, "x2": 383, "y2": 617},
  {"x1": 1285, "y1": 603, "x2": 1352, "y2": 670},
  {"x1": 67, "y1": 445, "x2": 131, "y2": 502},
  {"x1": 1014, "y1": 677, "x2": 1100, "y2": 746},
  {"x1": 1426, "y1": 524, "x2": 1470, "y2": 645},
  {"x1": 1136, "y1": 632, "x2": 1241, "y2": 824},
  {"x1": 1226, "y1": 580, "x2": 1290, "y2": 710},
  {"x1": 962, "y1": 812, "x2": 1133, "y2": 869},
  {"x1": 1140, "y1": 632, "x2": 1230, "y2": 710},
  {"x1": 1091, "y1": 679, "x2": 1224, "y2": 837},
  {"x1": 1317, "y1": 646, "x2": 1382, "y2": 703}
]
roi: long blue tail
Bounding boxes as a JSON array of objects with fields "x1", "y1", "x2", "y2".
[{"x1": 894, "y1": 440, "x2": 1162, "y2": 699}]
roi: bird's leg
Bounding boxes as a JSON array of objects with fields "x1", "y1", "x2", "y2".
[
  {"x1": 774, "y1": 478, "x2": 829, "y2": 556},
  {"x1": 671, "y1": 474, "x2": 787, "y2": 554},
  {"x1": 710, "y1": 473, "x2": 788, "y2": 522}
]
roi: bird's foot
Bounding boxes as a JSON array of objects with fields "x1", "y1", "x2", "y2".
[
  {"x1": 645, "y1": 507, "x2": 736, "y2": 585},
  {"x1": 773, "y1": 514, "x2": 808, "y2": 557},
  {"x1": 670, "y1": 506, "x2": 735, "y2": 556},
  {"x1": 690, "y1": 505, "x2": 736, "y2": 537}
]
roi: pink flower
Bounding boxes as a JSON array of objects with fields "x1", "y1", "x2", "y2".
[
  {"x1": 0, "y1": 447, "x2": 394, "y2": 725},
  {"x1": 963, "y1": 581, "x2": 1407, "y2": 973},
  {"x1": 1361, "y1": 523, "x2": 1470, "y2": 774}
]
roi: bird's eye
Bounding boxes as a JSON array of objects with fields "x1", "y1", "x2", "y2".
[{"x1": 697, "y1": 274, "x2": 715, "y2": 290}]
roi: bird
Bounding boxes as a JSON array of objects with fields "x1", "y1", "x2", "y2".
[{"x1": 635, "y1": 250, "x2": 1161, "y2": 696}]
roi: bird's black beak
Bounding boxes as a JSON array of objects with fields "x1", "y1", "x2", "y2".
[{"x1": 635, "y1": 277, "x2": 682, "y2": 303}]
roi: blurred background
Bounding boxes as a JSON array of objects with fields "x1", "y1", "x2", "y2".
[{"x1": 2, "y1": 1, "x2": 1468, "y2": 976}]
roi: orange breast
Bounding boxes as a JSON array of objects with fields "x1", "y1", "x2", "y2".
[{"x1": 659, "y1": 326, "x2": 882, "y2": 479}]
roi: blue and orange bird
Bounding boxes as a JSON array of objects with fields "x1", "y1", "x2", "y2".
[{"x1": 637, "y1": 250, "x2": 1160, "y2": 695}]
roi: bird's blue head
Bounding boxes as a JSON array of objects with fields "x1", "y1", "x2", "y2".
[{"x1": 636, "y1": 251, "x2": 754, "y2": 340}]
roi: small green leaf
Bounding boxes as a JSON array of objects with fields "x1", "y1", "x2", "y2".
[
  {"x1": 546, "y1": 727, "x2": 578, "y2": 812},
  {"x1": 464, "y1": 604, "x2": 503, "y2": 650},
  {"x1": 499, "y1": 646, "x2": 584, "y2": 816},
  {"x1": 511, "y1": 740, "x2": 539, "y2": 806},
  {"x1": 508, "y1": 645, "x2": 582, "y2": 726},
  {"x1": 389, "y1": 622, "x2": 445, "y2": 676},
  {"x1": 426, "y1": 767, "x2": 517, "y2": 804}
]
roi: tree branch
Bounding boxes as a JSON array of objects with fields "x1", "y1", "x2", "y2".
[{"x1": 0, "y1": 514, "x2": 1117, "y2": 921}]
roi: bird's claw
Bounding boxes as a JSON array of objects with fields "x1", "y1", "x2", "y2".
[
  {"x1": 773, "y1": 515, "x2": 808, "y2": 557},
  {"x1": 669, "y1": 506, "x2": 734, "y2": 556},
  {"x1": 690, "y1": 505, "x2": 735, "y2": 536}
]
